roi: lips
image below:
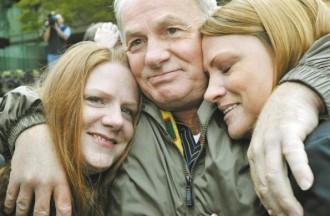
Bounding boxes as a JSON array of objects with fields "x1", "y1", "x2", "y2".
[
  {"x1": 88, "y1": 132, "x2": 117, "y2": 148},
  {"x1": 220, "y1": 103, "x2": 238, "y2": 115},
  {"x1": 148, "y1": 70, "x2": 179, "y2": 85}
]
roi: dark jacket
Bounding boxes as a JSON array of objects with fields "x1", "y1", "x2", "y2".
[{"x1": 290, "y1": 120, "x2": 330, "y2": 216}]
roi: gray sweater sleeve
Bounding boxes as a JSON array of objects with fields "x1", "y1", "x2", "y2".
[
  {"x1": 0, "y1": 86, "x2": 45, "y2": 158},
  {"x1": 280, "y1": 34, "x2": 330, "y2": 116}
]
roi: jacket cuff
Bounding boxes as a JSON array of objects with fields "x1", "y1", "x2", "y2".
[
  {"x1": 8, "y1": 113, "x2": 46, "y2": 154},
  {"x1": 280, "y1": 64, "x2": 330, "y2": 116}
]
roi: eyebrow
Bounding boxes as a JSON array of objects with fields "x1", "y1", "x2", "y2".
[
  {"x1": 208, "y1": 50, "x2": 239, "y2": 67},
  {"x1": 124, "y1": 14, "x2": 188, "y2": 38}
]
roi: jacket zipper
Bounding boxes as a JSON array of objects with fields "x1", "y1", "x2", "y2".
[
  {"x1": 155, "y1": 121, "x2": 193, "y2": 213},
  {"x1": 186, "y1": 175, "x2": 193, "y2": 206},
  {"x1": 187, "y1": 107, "x2": 217, "y2": 215},
  {"x1": 151, "y1": 107, "x2": 217, "y2": 215}
]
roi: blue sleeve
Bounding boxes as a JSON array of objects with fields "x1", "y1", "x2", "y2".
[{"x1": 64, "y1": 26, "x2": 71, "y2": 37}]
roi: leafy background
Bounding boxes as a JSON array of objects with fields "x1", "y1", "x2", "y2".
[
  {"x1": 1, "y1": 0, "x2": 116, "y2": 97},
  {"x1": 10, "y1": 0, "x2": 116, "y2": 32}
]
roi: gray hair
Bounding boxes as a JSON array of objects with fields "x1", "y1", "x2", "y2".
[{"x1": 114, "y1": 0, "x2": 217, "y2": 35}]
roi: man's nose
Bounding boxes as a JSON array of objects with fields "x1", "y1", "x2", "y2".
[{"x1": 144, "y1": 37, "x2": 171, "y2": 68}]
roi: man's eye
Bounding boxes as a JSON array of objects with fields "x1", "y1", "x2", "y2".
[
  {"x1": 127, "y1": 38, "x2": 146, "y2": 53},
  {"x1": 131, "y1": 39, "x2": 142, "y2": 47},
  {"x1": 168, "y1": 28, "x2": 178, "y2": 34}
]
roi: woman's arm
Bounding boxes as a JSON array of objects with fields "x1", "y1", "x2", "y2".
[
  {"x1": 0, "y1": 86, "x2": 71, "y2": 215},
  {"x1": 0, "y1": 86, "x2": 45, "y2": 156},
  {"x1": 248, "y1": 33, "x2": 330, "y2": 216}
]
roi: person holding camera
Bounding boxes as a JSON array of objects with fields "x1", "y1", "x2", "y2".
[{"x1": 43, "y1": 13, "x2": 71, "y2": 67}]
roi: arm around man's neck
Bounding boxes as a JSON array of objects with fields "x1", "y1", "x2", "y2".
[
  {"x1": 0, "y1": 86, "x2": 72, "y2": 215},
  {"x1": 248, "y1": 82, "x2": 323, "y2": 216}
]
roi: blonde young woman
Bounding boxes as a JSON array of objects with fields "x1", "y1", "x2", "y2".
[
  {"x1": 0, "y1": 41, "x2": 141, "y2": 215},
  {"x1": 201, "y1": 0, "x2": 330, "y2": 215}
]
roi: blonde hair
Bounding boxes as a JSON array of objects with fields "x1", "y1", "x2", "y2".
[
  {"x1": 201, "y1": 0, "x2": 330, "y2": 86},
  {"x1": 39, "y1": 41, "x2": 139, "y2": 215}
]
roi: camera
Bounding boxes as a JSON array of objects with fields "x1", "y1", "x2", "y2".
[{"x1": 48, "y1": 13, "x2": 57, "y2": 26}]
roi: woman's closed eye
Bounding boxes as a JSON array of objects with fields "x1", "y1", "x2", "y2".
[
  {"x1": 222, "y1": 67, "x2": 231, "y2": 74},
  {"x1": 216, "y1": 61, "x2": 233, "y2": 74}
]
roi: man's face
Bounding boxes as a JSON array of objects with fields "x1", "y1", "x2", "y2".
[
  {"x1": 56, "y1": 14, "x2": 64, "y2": 24},
  {"x1": 120, "y1": 0, "x2": 208, "y2": 111}
]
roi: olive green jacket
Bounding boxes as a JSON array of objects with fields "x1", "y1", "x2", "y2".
[{"x1": 108, "y1": 97, "x2": 266, "y2": 215}]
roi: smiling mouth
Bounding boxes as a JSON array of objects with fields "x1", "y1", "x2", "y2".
[
  {"x1": 88, "y1": 132, "x2": 117, "y2": 145},
  {"x1": 223, "y1": 104, "x2": 238, "y2": 115},
  {"x1": 149, "y1": 70, "x2": 179, "y2": 84}
]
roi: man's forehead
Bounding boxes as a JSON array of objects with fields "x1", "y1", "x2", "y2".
[
  {"x1": 122, "y1": 11, "x2": 203, "y2": 40},
  {"x1": 124, "y1": 13, "x2": 185, "y2": 32},
  {"x1": 120, "y1": 0, "x2": 202, "y2": 25}
]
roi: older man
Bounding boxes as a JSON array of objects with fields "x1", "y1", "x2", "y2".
[{"x1": 1, "y1": 0, "x2": 328, "y2": 215}]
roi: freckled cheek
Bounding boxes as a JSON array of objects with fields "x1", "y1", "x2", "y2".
[{"x1": 82, "y1": 108, "x2": 102, "y2": 127}]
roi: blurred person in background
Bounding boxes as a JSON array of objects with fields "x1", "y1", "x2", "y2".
[{"x1": 43, "y1": 13, "x2": 71, "y2": 68}]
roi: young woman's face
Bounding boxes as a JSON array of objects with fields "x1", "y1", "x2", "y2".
[
  {"x1": 203, "y1": 34, "x2": 275, "y2": 139},
  {"x1": 81, "y1": 61, "x2": 139, "y2": 174}
]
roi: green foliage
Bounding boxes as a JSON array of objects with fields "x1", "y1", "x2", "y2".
[
  {"x1": 217, "y1": 0, "x2": 231, "y2": 5},
  {"x1": 1, "y1": 0, "x2": 19, "y2": 7},
  {"x1": 13, "y1": 0, "x2": 233, "y2": 32},
  {"x1": 14, "y1": 0, "x2": 115, "y2": 31}
]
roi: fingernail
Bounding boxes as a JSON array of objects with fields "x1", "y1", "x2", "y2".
[{"x1": 300, "y1": 178, "x2": 312, "y2": 190}]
